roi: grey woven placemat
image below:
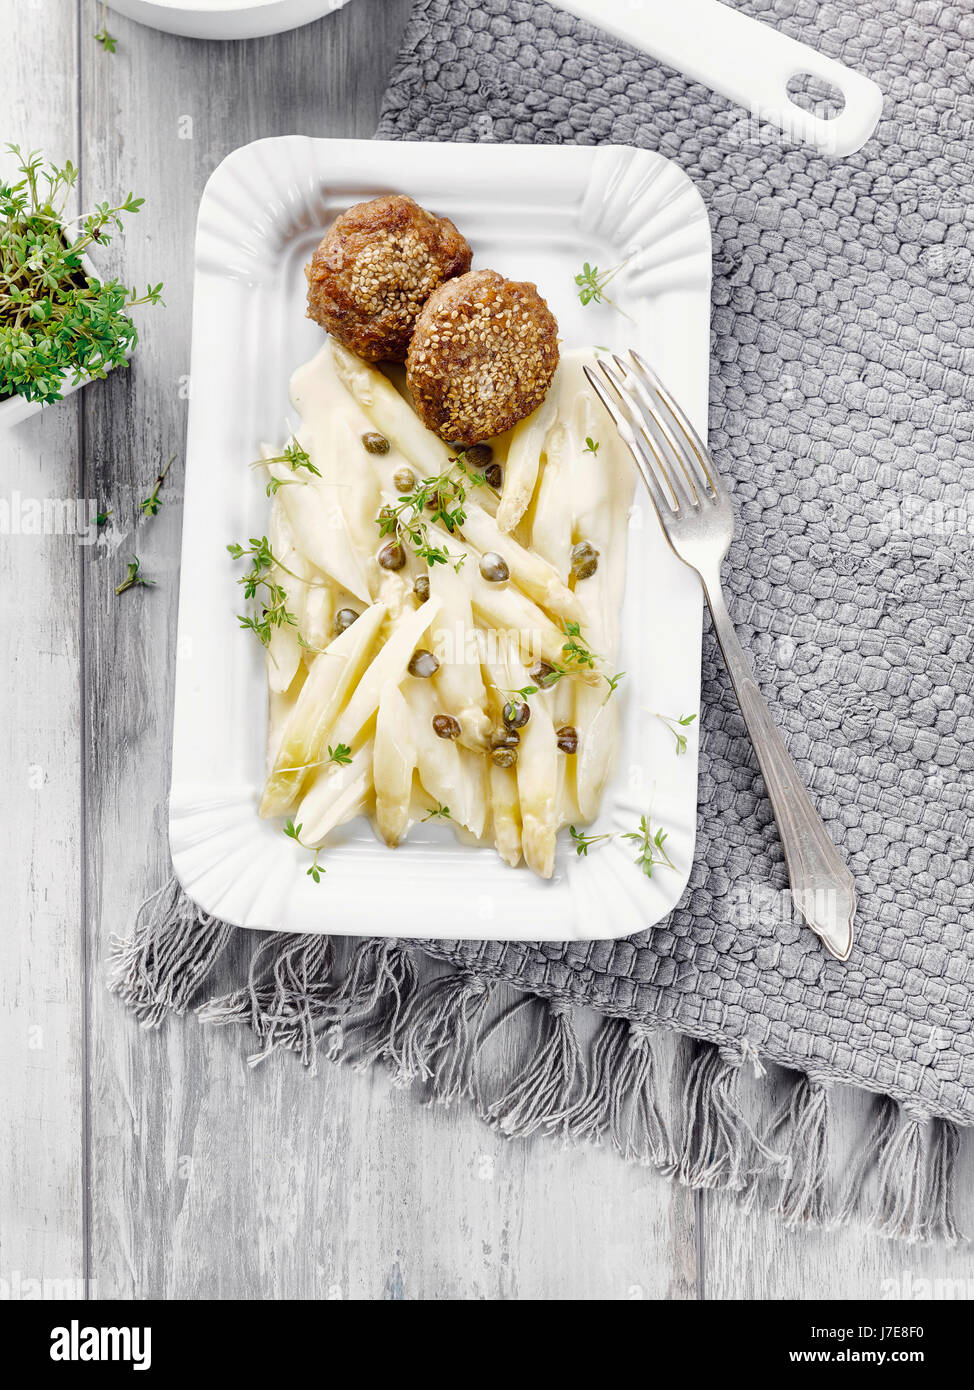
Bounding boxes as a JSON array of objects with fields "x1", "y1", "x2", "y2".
[{"x1": 115, "y1": 0, "x2": 973, "y2": 1243}]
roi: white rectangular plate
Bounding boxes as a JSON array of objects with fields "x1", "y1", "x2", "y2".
[{"x1": 172, "y1": 136, "x2": 711, "y2": 941}]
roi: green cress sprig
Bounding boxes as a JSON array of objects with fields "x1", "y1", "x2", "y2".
[{"x1": 0, "y1": 146, "x2": 162, "y2": 405}]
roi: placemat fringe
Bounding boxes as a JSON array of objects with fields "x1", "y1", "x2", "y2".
[
  {"x1": 197, "y1": 933, "x2": 334, "y2": 1073},
  {"x1": 740, "y1": 1071, "x2": 834, "y2": 1229},
  {"x1": 386, "y1": 970, "x2": 496, "y2": 1106},
  {"x1": 481, "y1": 998, "x2": 587, "y2": 1141},
  {"x1": 108, "y1": 879, "x2": 234, "y2": 1028},
  {"x1": 107, "y1": 880, "x2": 966, "y2": 1245},
  {"x1": 923, "y1": 1118, "x2": 962, "y2": 1249},
  {"x1": 563, "y1": 1018, "x2": 676, "y2": 1174},
  {"x1": 677, "y1": 1042, "x2": 787, "y2": 1193},
  {"x1": 321, "y1": 938, "x2": 418, "y2": 1070}
]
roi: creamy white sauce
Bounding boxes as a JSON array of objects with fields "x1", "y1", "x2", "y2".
[{"x1": 261, "y1": 338, "x2": 634, "y2": 874}]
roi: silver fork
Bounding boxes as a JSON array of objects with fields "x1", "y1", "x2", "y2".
[{"x1": 585, "y1": 351, "x2": 856, "y2": 961}]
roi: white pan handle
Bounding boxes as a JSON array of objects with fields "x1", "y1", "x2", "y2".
[{"x1": 553, "y1": 0, "x2": 883, "y2": 156}]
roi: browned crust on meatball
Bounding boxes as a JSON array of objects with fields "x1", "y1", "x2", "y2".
[
  {"x1": 305, "y1": 194, "x2": 472, "y2": 363},
  {"x1": 405, "y1": 270, "x2": 560, "y2": 445}
]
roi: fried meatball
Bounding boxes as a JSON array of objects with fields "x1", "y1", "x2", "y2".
[
  {"x1": 305, "y1": 194, "x2": 472, "y2": 363},
  {"x1": 405, "y1": 270, "x2": 559, "y2": 445}
]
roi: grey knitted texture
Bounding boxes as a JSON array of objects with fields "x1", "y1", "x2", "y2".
[{"x1": 374, "y1": 0, "x2": 974, "y2": 1124}]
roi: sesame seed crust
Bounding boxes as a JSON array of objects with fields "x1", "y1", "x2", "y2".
[
  {"x1": 305, "y1": 194, "x2": 472, "y2": 363},
  {"x1": 405, "y1": 269, "x2": 560, "y2": 445}
]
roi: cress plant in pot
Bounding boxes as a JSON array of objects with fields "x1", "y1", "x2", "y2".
[{"x1": 0, "y1": 145, "x2": 163, "y2": 425}]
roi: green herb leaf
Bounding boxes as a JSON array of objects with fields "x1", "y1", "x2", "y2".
[
  {"x1": 373, "y1": 454, "x2": 486, "y2": 570},
  {"x1": 621, "y1": 815, "x2": 676, "y2": 879},
  {"x1": 561, "y1": 619, "x2": 599, "y2": 671},
  {"x1": 656, "y1": 711, "x2": 697, "y2": 756},
  {"x1": 569, "y1": 825, "x2": 612, "y2": 858},
  {"x1": 283, "y1": 818, "x2": 325, "y2": 882},
  {"x1": 603, "y1": 671, "x2": 626, "y2": 701},
  {"x1": 114, "y1": 554, "x2": 154, "y2": 596},
  {"x1": 227, "y1": 536, "x2": 314, "y2": 648},
  {"x1": 573, "y1": 258, "x2": 634, "y2": 318},
  {"x1": 252, "y1": 435, "x2": 320, "y2": 480},
  {"x1": 139, "y1": 455, "x2": 174, "y2": 517}
]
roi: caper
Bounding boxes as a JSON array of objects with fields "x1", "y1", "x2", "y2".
[
  {"x1": 362, "y1": 431, "x2": 390, "y2": 455},
  {"x1": 463, "y1": 443, "x2": 493, "y2": 468},
  {"x1": 334, "y1": 607, "x2": 359, "y2": 635},
  {"x1": 393, "y1": 468, "x2": 416, "y2": 493},
  {"x1": 502, "y1": 698, "x2": 531, "y2": 730},
  {"x1": 479, "y1": 551, "x2": 510, "y2": 583},
  {"x1": 556, "y1": 724, "x2": 579, "y2": 755},
  {"x1": 378, "y1": 540, "x2": 406, "y2": 571},
  {"x1": 529, "y1": 660, "x2": 559, "y2": 689},
  {"x1": 408, "y1": 649, "x2": 439, "y2": 678},
  {"x1": 432, "y1": 714, "x2": 461, "y2": 740},
  {"x1": 490, "y1": 727, "x2": 520, "y2": 751},
  {"x1": 571, "y1": 540, "x2": 600, "y2": 581},
  {"x1": 413, "y1": 575, "x2": 431, "y2": 603},
  {"x1": 484, "y1": 462, "x2": 502, "y2": 489},
  {"x1": 490, "y1": 745, "x2": 518, "y2": 768}
]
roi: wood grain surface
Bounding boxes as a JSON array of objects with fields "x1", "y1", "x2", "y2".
[{"x1": 0, "y1": 0, "x2": 970, "y2": 1300}]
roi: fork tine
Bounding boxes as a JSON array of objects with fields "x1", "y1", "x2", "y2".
[
  {"x1": 611, "y1": 354, "x2": 701, "y2": 509},
  {"x1": 594, "y1": 358, "x2": 685, "y2": 512},
  {"x1": 629, "y1": 350, "x2": 720, "y2": 499},
  {"x1": 583, "y1": 364, "x2": 672, "y2": 519}
]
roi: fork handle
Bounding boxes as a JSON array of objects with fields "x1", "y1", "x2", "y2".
[{"x1": 699, "y1": 571, "x2": 856, "y2": 960}]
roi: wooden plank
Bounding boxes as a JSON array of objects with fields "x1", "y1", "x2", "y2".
[
  {"x1": 94, "y1": 1016, "x2": 695, "y2": 1300},
  {"x1": 704, "y1": 1065, "x2": 974, "y2": 1299},
  {"x1": 0, "y1": 0, "x2": 85, "y2": 1298}
]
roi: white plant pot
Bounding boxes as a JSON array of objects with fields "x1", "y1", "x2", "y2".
[
  {"x1": 0, "y1": 250, "x2": 118, "y2": 431},
  {"x1": 107, "y1": 0, "x2": 351, "y2": 40}
]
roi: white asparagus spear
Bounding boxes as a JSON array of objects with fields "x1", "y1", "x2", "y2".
[
  {"x1": 507, "y1": 658, "x2": 559, "y2": 879},
  {"x1": 495, "y1": 377, "x2": 560, "y2": 533},
  {"x1": 373, "y1": 681, "x2": 417, "y2": 847},
  {"x1": 267, "y1": 678, "x2": 305, "y2": 773},
  {"x1": 405, "y1": 676, "x2": 485, "y2": 836},
  {"x1": 260, "y1": 599, "x2": 386, "y2": 817},
  {"x1": 297, "y1": 739, "x2": 374, "y2": 847},
  {"x1": 574, "y1": 683, "x2": 620, "y2": 822},
  {"x1": 458, "y1": 503, "x2": 586, "y2": 625},
  {"x1": 332, "y1": 344, "x2": 549, "y2": 607},
  {"x1": 325, "y1": 595, "x2": 442, "y2": 753},
  {"x1": 481, "y1": 645, "x2": 555, "y2": 875},
  {"x1": 489, "y1": 762, "x2": 522, "y2": 867},
  {"x1": 268, "y1": 455, "x2": 371, "y2": 604},
  {"x1": 564, "y1": 411, "x2": 631, "y2": 819},
  {"x1": 368, "y1": 502, "x2": 598, "y2": 684},
  {"x1": 428, "y1": 561, "x2": 492, "y2": 749},
  {"x1": 468, "y1": 571, "x2": 599, "y2": 682},
  {"x1": 331, "y1": 339, "x2": 454, "y2": 475},
  {"x1": 528, "y1": 418, "x2": 574, "y2": 581},
  {"x1": 266, "y1": 494, "x2": 306, "y2": 694},
  {"x1": 300, "y1": 578, "x2": 335, "y2": 657},
  {"x1": 331, "y1": 414, "x2": 381, "y2": 556},
  {"x1": 551, "y1": 675, "x2": 580, "y2": 830}
]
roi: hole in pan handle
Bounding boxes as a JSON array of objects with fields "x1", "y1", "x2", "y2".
[{"x1": 550, "y1": 0, "x2": 883, "y2": 158}]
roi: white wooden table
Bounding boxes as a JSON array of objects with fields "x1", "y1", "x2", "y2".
[{"x1": 2, "y1": 0, "x2": 970, "y2": 1300}]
